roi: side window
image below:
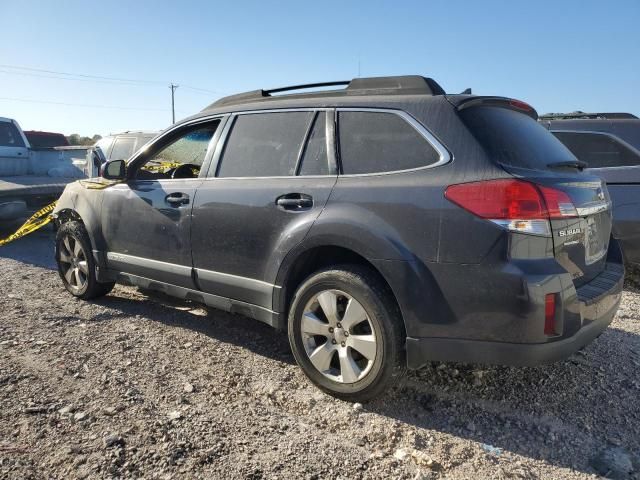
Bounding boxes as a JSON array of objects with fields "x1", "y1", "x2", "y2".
[
  {"x1": 552, "y1": 131, "x2": 640, "y2": 168},
  {"x1": 109, "y1": 137, "x2": 137, "y2": 161},
  {"x1": 136, "y1": 122, "x2": 219, "y2": 180},
  {"x1": 0, "y1": 122, "x2": 26, "y2": 148},
  {"x1": 299, "y1": 112, "x2": 329, "y2": 175},
  {"x1": 217, "y1": 112, "x2": 312, "y2": 177},
  {"x1": 338, "y1": 111, "x2": 441, "y2": 174}
]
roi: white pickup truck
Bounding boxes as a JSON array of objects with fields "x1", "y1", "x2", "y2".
[{"x1": 0, "y1": 117, "x2": 99, "y2": 222}]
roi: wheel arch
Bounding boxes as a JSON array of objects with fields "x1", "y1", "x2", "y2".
[
  {"x1": 274, "y1": 243, "x2": 405, "y2": 331},
  {"x1": 52, "y1": 183, "x2": 108, "y2": 268}
]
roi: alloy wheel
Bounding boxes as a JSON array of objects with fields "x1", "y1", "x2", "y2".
[
  {"x1": 58, "y1": 235, "x2": 89, "y2": 293},
  {"x1": 300, "y1": 289, "x2": 377, "y2": 383}
]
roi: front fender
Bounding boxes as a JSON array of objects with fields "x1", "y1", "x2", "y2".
[{"x1": 53, "y1": 181, "x2": 108, "y2": 263}]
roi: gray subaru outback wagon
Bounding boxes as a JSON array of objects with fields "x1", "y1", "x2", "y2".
[{"x1": 52, "y1": 76, "x2": 624, "y2": 401}]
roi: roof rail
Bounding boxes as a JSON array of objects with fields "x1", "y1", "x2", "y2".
[
  {"x1": 539, "y1": 111, "x2": 638, "y2": 120},
  {"x1": 207, "y1": 75, "x2": 445, "y2": 109}
]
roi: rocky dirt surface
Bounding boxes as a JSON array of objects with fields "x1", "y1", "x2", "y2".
[{"x1": 1, "y1": 239, "x2": 639, "y2": 479}]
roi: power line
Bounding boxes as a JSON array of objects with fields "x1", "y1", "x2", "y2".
[
  {"x1": 0, "y1": 95, "x2": 178, "y2": 112},
  {"x1": 0, "y1": 68, "x2": 154, "y2": 86},
  {"x1": 181, "y1": 84, "x2": 223, "y2": 95},
  {"x1": 0, "y1": 64, "x2": 226, "y2": 94},
  {"x1": 0, "y1": 64, "x2": 164, "y2": 85}
]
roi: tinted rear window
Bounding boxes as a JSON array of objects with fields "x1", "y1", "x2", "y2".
[
  {"x1": 218, "y1": 112, "x2": 312, "y2": 177},
  {"x1": 552, "y1": 131, "x2": 640, "y2": 168},
  {"x1": 460, "y1": 106, "x2": 577, "y2": 169},
  {"x1": 24, "y1": 132, "x2": 68, "y2": 148},
  {"x1": 338, "y1": 111, "x2": 441, "y2": 174}
]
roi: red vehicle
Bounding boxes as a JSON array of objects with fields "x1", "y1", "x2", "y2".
[{"x1": 23, "y1": 130, "x2": 70, "y2": 148}]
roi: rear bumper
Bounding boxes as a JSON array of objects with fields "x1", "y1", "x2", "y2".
[
  {"x1": 406, "y1": 280, "x2": 620, "y2": 367},
  {"x1": 405, "y1": 241, "x2": 625, "y2": 369}
]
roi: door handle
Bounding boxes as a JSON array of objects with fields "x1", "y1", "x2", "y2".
[
  {"x1": 276, "y1": 193, "x2": 313, "y2": 210},
  {"x1": 165, "y1": 192, "x2": 190, "y2": 206}
]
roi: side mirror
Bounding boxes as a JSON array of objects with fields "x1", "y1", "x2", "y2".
[{"x1": 101, "y1": 159, "x2": 127, "y2": 180}]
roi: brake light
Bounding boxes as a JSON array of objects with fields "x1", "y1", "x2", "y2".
[
  {"x1": 509, "y1": 99, "x2": 533, "y2": 112},
  {"x1": 544, "y1": 294, "x2": 557, "y2": 335},
  {"x1": 444, "y1": 179, "x2": 577, "y2": 236}
]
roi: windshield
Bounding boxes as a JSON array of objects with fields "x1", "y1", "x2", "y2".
[{"x1": 460, "y1": 106, "x2": 578, "y2": 170}]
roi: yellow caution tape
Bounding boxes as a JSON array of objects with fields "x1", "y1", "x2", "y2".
[
  {"x1": 0, "y1": 201, "x2": 57, "y2": 246},
  {"x1": 78, "y1": 178, "x2": 119, "y2": 190},
  {"x1": 141, "y1": 161, "x2": 182, "y2": 172}
]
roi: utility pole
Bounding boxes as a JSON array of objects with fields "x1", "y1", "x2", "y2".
[{"x1": 169, "y1": 83, "x2": 179, "y2": 123}]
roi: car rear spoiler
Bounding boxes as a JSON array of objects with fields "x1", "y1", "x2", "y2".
[{"x1": 451, "y1": 96, "x2": 539, "y2": 120}]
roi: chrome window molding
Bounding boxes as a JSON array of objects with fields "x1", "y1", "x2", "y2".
[{"x1": 203, "y1": 106, "x2": 451, "y2": 180}]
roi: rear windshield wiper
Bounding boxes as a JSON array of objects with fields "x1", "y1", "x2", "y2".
[{"x1": 547, "y1": 160, "x2": 588, "y2": 170}]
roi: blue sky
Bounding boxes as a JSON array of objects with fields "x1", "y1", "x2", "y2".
[{"x1": 1, "y1": 0, "x2": 638, "y2": 136}]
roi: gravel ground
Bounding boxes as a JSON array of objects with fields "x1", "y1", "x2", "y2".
[{"x1": 1, "y1": 233, "x2": 639, "y2": 479}]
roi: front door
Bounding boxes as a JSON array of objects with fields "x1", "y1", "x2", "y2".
[
  {"x1": 191, "y1": 110, "x2": 337, "y2": 309},
  {"x1": 101, "y1": 118, "x2": 222, "y2": 288},
  {"x1": 0, "y1": 120, "x2": 30, "y2": 176}
]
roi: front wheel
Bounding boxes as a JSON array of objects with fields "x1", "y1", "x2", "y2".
[
  {"x1": 55, "y1": 221, "x2": 115, "y2": 300},
  {"x1": 288, "y1": 265, "x2": 406, "y2": 402}
]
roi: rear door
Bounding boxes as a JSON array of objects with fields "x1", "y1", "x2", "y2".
[
  {"x1": 102, "y1": 118, "x2": 223, "y2": 288},
  {"x1": 0, "y1": 120, "x2": 30, "y2": 176},
  {"x1": 191, "y1": 109, "x2": 337, "y2": 310},
  {"x1": 460, "y1": 104, "x2": 613, "y2": 286}
]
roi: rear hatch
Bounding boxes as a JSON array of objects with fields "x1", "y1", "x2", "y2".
[{"x1": 456, "y1": 98, "x2": 612, "y2": 287}]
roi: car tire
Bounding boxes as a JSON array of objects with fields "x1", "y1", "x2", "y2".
[
  {"x1": 55, "y1": 221, "x2": 115, "y2": 300},
  {"x1": 288, "y1": 265, "x2": 406, "y2": 402}
]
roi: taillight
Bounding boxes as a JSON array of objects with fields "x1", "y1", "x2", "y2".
[
  {"x1": 537, "y1": 185, "x2": 578, "y2": 218},
  {"x1": 444, "y1": 179, "x2": 577, "y2": 236}
]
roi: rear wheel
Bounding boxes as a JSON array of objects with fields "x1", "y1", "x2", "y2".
[
  {"x1": 288, "y1": 265, "x2": 405, "y2": 402},
  {"x1": 55, "y1": 221, "x2": 114, "y2": 299}
]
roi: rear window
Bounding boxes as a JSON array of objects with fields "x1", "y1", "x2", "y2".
[
  {"x1": 24, "y1": 132, "x2": 68, "y2": 148},
  {"x1": 338, "y1": 111, "x2": 441, "y2": 174},
  {"x1": 0, "y1": 122, "x2": 25, "y2": 148},
  {"x1": 460, "y1": 106, "x2": 577, "y2": 170},
  {"x1": 218, "y1": 112, "x2": 312, "y2": 177},
  {"x1": 552, "y1": 131, "x2": 640, "y2": 168}
]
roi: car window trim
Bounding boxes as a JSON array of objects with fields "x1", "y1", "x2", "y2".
[
  {"x1": 550, "y1": 129, "x2": 640, "y2": 170},
  {"x1": 335, "y1": 107, "x2": 452, "y2": 177},
  {"x1": 126, "y1": 115, "x2": 227, "y2": 182},
  {"x1": 205, "y1": 108, "x2": 338, "y2": 180},
  {"x1": 294, "y1": 111, "x2": 319, "y2": 175}
]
